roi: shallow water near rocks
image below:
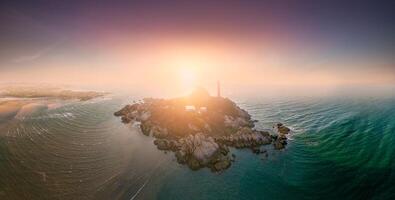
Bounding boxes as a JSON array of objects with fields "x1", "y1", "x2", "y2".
[{"x1": 0, "y1": 95, "x2": 394, "y2": 199}]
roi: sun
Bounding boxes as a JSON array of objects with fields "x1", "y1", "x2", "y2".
[
  {"x1": 179, "y1": 67, "x2": 197, "y2": 91},
  {"x1": 180, "y1": 67, "x2": 196, "y2": 82}
]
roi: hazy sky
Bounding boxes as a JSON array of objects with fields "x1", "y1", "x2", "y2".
[{"x1": 1, "y1": 0, "x2": 394, "y2": 96}]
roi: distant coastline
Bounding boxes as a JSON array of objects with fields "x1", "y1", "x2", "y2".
[
  {"x1": 0, "y1": 85, "x2": 107, "y2": 101},
  {"x1": 0, "y1": 85, "x2": 107, "y2": 123}
]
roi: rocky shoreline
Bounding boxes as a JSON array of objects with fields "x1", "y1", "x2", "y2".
[{"x1": 114, "y1": 89, "x2": 291, "y2": 172}]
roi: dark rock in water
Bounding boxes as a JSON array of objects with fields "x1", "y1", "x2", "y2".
[
  {"x1": 187, "y1": 157, "x2": 201, "y2": 170},
  {"x1": 114, "y1": 89, "x2": 292, "y2": 172},
  {"x1": 251, "y1": 146, "x2": 261, "y2": 154},
  {"x1": 273, "y1": 123, "x2": 291, "y2": 150},
  {"x1": 274, "y1": 123, "x2": 291, "y2": 135},
  {"x1": 273, "y1": 136, "x2": 288, "y2": 150},
  {"x1": 230, "y1": 154, "x2": 236, "y2": 162},
  {"x1": 212, "y1": 157, "x2": 231, "y2": 171},
  {"x1": 273, "y1": 140, "x2": 283, "y2": 150},
  {"x1": 261, "y1": 152, "x2": 269, "y2": 160}
]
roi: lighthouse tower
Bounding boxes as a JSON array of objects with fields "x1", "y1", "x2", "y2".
[{"x1": 217, "y1": 81, "x2": 221, "y2": 97}]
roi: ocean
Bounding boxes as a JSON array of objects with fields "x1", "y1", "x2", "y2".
[{"x1": 1, "y1": 95, "x2": 394, "y2": 199}]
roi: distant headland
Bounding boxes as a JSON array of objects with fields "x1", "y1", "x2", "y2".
[
  {"x1": 0, "y1": 85, "x2": 107, "y2": 122},
  {"x1": 0, "y1": 85, "x2": 106, "y2": 101},
  {"x1": 115, "y1": 87, "x2": 291, "y2": 172}
]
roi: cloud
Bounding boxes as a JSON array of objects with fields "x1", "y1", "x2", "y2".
[
  {"x1": 12, "y1": 52, "x2": 43, "y2": 63},
  {"x1": 11, "y1": 39, "x2": 66, "y2": 64}
]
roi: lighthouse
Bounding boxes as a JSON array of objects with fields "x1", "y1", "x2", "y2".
[{"x1": 217, "y1": 81, "x2": 221, "y2": 97}]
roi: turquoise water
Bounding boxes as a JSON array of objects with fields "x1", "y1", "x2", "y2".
[{"x1": 1, "y1": 96, "x2": 395, "y2": 199}]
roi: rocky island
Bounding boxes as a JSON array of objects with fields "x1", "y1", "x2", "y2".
[{"x1": 114, "y1": 88, "x2": 291, "y2": 172}]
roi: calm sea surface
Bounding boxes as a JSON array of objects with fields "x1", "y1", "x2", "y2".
[{"x1": 1, "y1": 95, "x2": 394, "y2": 199}]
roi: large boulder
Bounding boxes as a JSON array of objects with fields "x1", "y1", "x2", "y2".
[{"x1": 179, "y1": 133, "x2": 219, "y2": 165}]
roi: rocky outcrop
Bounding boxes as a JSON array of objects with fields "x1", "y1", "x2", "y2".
[
  {"x1": 215, "y1": 127, "x2": 272, "y2": 149},
  {"x1": 224, "y1": 115, "x2": 251, "y2": 128},
  {"x1": 114, "y1": 89, "x2": 292, "y2": 172},
  {"x1": 175, "y1": 133, "x2": 231, "y2": 171},
  {"x1": 274, "y1": 123, "x2": 291, "y2": 135},
  {"x1": 273, "y1": 123, "x2": 290, "y2": 150}
]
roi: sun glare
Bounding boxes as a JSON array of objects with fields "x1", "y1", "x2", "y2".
[
  {"x1": 179, "y1": 67, "x2": 196, "y2": 83},
  {"x1": 179, "y1": 67, "x2": 197, "y2": 92}
]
